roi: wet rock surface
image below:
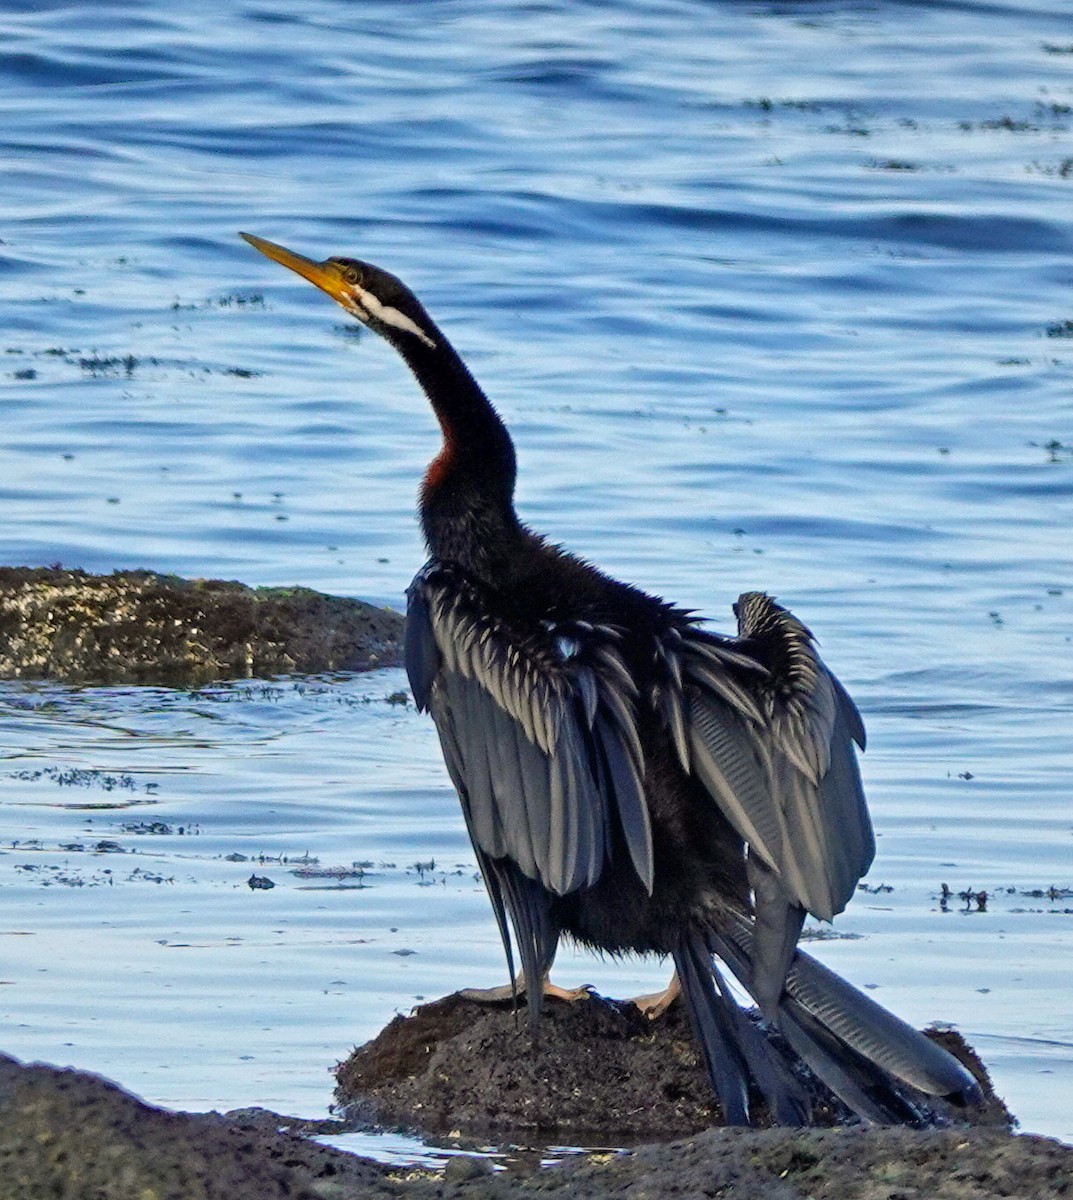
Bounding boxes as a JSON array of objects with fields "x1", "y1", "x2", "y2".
[
  {"x1": 335, "y1": 992, "x2": 1013, "y2": 1142},
  {"x1": 2, "y1": 1050, "x2": 1070, "y2": 1200},
  {"x1": 0, "y1": 566, "x2": 403, "y2": 686}
]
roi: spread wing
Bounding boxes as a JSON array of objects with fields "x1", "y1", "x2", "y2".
[
  {"x1": 657, "y1": 591, "x2": 874, "y2": 1013},
  {"x1": 405, "y1": 563, "x2": 654, "y2": 900}
]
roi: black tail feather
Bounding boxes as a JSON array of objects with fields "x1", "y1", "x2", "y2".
[
  {"x1": 782, "y1": 946, "x2": 981, "y2": 1103},
  {"x1": 777, "y1": 995, "x2": 928, "y2": 1124},
  {"x1": 673, "y1": 934, "x2": 812, "y2": 1125},
  {"x1": 673, "y1": 935, "x2": 751, "y2": 1125},
  {"x1": 713, "y1": 911, "x2": 981, "y2": 1119}
]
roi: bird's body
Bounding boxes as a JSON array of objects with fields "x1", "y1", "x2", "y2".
[
  {"x1": 242, "y1": 232, "x2": 981, "y2": 1126},
  {"x1": 409, "y1": 535, "x2": 754, "y2": 957}
]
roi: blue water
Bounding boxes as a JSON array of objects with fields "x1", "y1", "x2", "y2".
[{"x1": 1, "y1": 0, "x2": 1071, "y2": 1155}]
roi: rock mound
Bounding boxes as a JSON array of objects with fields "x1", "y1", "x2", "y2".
[
  {"x1": 0, "y1": 566, "x2": 403, "y2": 685},
  {"x1": 335, "y1": 991, "x2": 1011, "y2": 1142}
]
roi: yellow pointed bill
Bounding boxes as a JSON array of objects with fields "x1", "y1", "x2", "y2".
[{"x1": 239, "y1": 232, "x2": 349, "y2": 306}]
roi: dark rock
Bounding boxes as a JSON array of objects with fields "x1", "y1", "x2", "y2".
[
  {"x1": 0, "y1": 1051, "x2": 1068, "y2": 1200},
  {"x1": 334, "y1": 992, "x2": 1015, "y2": 1143},
  {"x1": 443, "y1": 1155, "x2": 494, "y2": 1182},
  {"x1": 0, "y1": 566, "x2": 403, "y2": 686},
  {"x1": 0, "y1": 1052, "x2": 387, "y2": 1200}
]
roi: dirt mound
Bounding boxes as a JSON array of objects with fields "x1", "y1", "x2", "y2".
[{"x1": 335, "y1": 991, "x2": 1011, "y2": 1141}]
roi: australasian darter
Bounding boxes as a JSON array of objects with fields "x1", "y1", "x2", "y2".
[{"x1": 241, "y1": 232, "x2": 980, "y2": 1126}]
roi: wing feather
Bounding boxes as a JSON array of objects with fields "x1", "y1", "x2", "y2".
[
  {"x1": 407, "y1": 563, "x2": 654, "y2": 900},
  {"x1": 662, "y1": 684, "x2": 690, "y2": 774},
  {"x1": 660, "y1": 593, "x2": 874, "y2": 929},
  {"x1": 687, "y1": 688, "x2": 779, "y2": 861},
  {"x1": 594, "y1": 711, "x2": 653, "y2": 893},
  {"x1": 685, "y1": 651, "x2": 766, "y2": 724},
  {"x1": 403, "y1": 582, "x2": 439, "y2": 710},
  {"x1": 576, "y1": 665, "x2": 599, "y2": 727}
]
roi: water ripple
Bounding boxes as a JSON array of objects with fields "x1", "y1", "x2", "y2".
[{"x1": 0, "y1": 0, "x2": 1070, "y2": 1147}]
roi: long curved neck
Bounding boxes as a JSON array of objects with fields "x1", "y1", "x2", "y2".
[{"x1": 391, "y1": 329, "x2": 522, "y2": 579}]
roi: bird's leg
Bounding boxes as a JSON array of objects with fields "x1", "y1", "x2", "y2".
[
  {"x1": 629, "y1": 970, "x2": 681, "y2": 1019},
  {"x1": 457, "y1": 972, "x2": 523, "y2": 1004},
  {"x1": 459, "y1": 968, "x2": 592, "y2": 1004}
]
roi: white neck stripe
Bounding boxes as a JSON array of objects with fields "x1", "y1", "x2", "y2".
[{"x1": 352, "y1": 286, "x2": 436, "y2": 349}]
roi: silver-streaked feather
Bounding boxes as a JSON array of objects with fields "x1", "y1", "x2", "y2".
[{"x1": 407, "y1": 564, "x2": 655, "y2": 903}]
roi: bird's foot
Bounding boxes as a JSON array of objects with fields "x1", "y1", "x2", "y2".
[
  {"x1": 629, "y1": 972, "x2": 681, "y2": 1019},
  {"x1": 458, "y1": 970, "x2": 593, "y2": 1004},
  {"x1": 543, "y1": 979, "x2": 595, "y2": 1003}
]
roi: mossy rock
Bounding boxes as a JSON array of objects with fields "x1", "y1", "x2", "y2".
[{"x1": 0, "y1": 567, "x2": 403, "y2": 687}]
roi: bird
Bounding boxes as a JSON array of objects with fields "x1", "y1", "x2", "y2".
[{"x1": 240, "y1": 232, "x2": 981, "y2": 1126}]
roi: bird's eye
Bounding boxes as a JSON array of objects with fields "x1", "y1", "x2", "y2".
[{"x1": 343, "y1": 266, "x2": 361, "y2": 286}]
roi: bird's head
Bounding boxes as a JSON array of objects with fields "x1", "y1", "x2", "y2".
[{"x1": 240, "y1": 232, "x2": 437, "y2": 352}]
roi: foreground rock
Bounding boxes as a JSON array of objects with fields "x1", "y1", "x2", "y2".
[
  {"x1": 0, "y1": 566, "x2": 403, "y2": 686},
  {"x1": 335, "y1": 992, "x2": 1013, "y2": 1141},
  {"x1": 2, "y1": 1052, "x2": 1070, "y2": 1200},
  {"x1": 0, "y1": 1053, "x2": 378, "y2": 1200}
]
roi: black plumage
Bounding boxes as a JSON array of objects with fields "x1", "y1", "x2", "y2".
[{"x1": 241, "y1": 233, "x2": 981, "y2": 1126}]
